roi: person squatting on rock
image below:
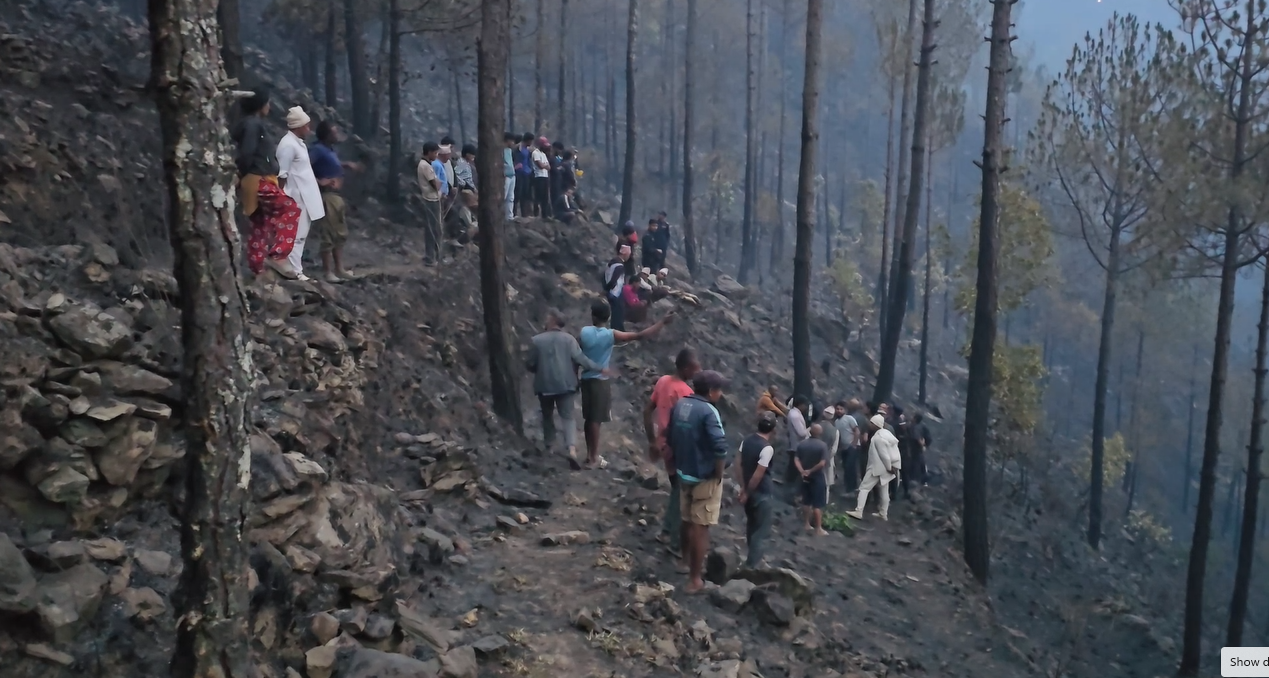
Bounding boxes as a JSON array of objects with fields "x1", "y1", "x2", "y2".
[
  {"x1": 603, "y1": 244, "x2": 631, "y2": 331},
  {"x1": 736, "y1": 413, "x2": 777, "y2": 568},
  {"x1": 416, "y1": 141, "x2": 443, "y2": 263},
  {"x1": 668, "y1": 370, "x2": 730, "y2": 594},
  {"x1": 232, "y1": 89, "x2": 301, "y2": 279},
  {"x1": 276, "y1": 106, "x2": 325, "y2": 282},
  {"x1": 848, "y1": 414, "x2": 901, "y2": 522},
  {"x1": 309, "y1": 120, "x2": 361, "y2": 284},
  {"x1": 795, "y1": 423, "x2": 830, "y2": 535},
  {"x1": 578, "y1": 300, "x2": 672, "y2": 469},
  {"x1": 526, "y1": 309, "x2": 609, "y2": 460},
  {"x1": 756, "y1": 384, "x2": 789, "y2": 419},
  {"x1": 644, "y1": 348, "x2": 701, "y2": 563}
]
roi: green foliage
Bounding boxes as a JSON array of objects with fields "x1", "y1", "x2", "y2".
[
  {"x1": 955, "y1": 183, "x2": 1058, "y2": 316},
  {"x1": 828, "y1": 257, "x2": 875, "y2": 329},
  {"x1": 1073, "y1": 432, "x2": 1131, "y2": 489},
  {"x1": 1126, "y1": 509, "x2": 1173, "y2": 547},
  {"x1": 822, "y1": 511, "x2": 856, "y2": 537},
  {"x1": 990, "y1": 344, "x2": 1048, "y2": 437}
]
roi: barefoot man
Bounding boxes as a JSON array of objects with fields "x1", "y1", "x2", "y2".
[
  {"x1": 668, "y1": 370, "x2": 730, "y2": 593},
  {"x1": 795, "y1": 424, "x2": 830, "y2": 535},
  {"x1": 644, "y1": 349, "x2": 701, "y2": 565}
]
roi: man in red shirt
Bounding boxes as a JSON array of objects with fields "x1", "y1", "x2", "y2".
[{"x1": 642, "y1": 348, "x2": 700, "y2": 566}]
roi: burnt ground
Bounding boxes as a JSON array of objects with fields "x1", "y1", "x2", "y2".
[{"x1": 0, "y1": 0, "x2": 1204, "y2": 676}]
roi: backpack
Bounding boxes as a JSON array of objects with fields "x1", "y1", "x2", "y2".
[{"x1": 601, "y1": 260, "x2": 623, "y2": 295}]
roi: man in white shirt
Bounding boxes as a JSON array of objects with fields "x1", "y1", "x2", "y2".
[
  {"x1": 276, "y1": 107, "x2": 325, "y2": 281},
  {"x1": 531, "y1": 136, "x2": 552, "y2": 218},
  {"x1": 847, "y1": 415, "x2": 900, "y2": 522}
]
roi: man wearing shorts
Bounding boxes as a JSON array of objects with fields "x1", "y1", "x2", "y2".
[
  {"x1": 795, "y1": 424, "x2": 830, "y2": 535},
  {"x1": 643, "y1": 349, "x2": 700, "y2": 563},
  {"x1": 526, "y1": 309, "x2": 608, "y2": 461},
  {"x1": 578, "y1": 300, "x2": 671, "y2": 469},
  {"x1": 667, "y1": 370, "x2": 730, "y2": 594}
]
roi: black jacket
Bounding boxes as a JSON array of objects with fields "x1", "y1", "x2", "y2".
[{"x1": 231, "y1": 115, "x2": 279, "y2": 177}]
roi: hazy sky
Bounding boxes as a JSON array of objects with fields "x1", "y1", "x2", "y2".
[{"x1": 1018, "y1": 0, "x2": 1177, "y2": 67}]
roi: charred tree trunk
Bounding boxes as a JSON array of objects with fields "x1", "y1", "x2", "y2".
[
  {"x1": 534, "y1": 0, "x2": 546, "y2": 132},
  {"x1": 1180, "y1": 5, "x2": 1257, "y2": 673},
  {"x1": 217, "y1": 0, "x2": 243, "y2": 80},
  {"x1": 739, "y1": 0, "x2": 759, "y2": 283},
  {"x1": 477, "y1": 0, "x2": 525, "y2": 434},
  {"x1": 367, "y1": 10, "x2": 390, "y2": 138},
  {"x1": 1228, "y1": 256, "x2": 1269, "y2": 646},
  {"x1": 682, "y1": 0, "x2": 699, "y2": 278},
  {"x1": 386, "y1": 0, "x2": 401, "y2": 203},
  {"x1": 453, "y1": 66, "x2": 467, "y2": 142},
  {"x1": 918, "y1": 145, "x2": 932, "y2": 404},
  {"x1": 884, "y1": 0, "x2": 919, "y2": 337},
  {"x1": 792, "y1": 0, "x2": 823, "y2": 399},
  {"x1": 344, "y1": 0, "x2": 371, "y2": 137},
  {"x1": 769, "y1": 0, "x2": 790, "y2": 277},
  {"x1": 1124, "y1": 328, "x2": 1146, "y2": 515},
  {"x1": 1184, "y1": 345, "x2": 1199, "y2": 511},
  {"x1": 148, "y1": 1, "x2": 253, "y2": 676},
  {"x1": 558, "y1": 0, "x2": 568, "y2": 137},
  {"x1": 873, "y1": 0, "x2": 935, "y2": 406},
  {"x1": 961, "y1": 0, "x2": 1014, "y2": 585},
  {"x1": 618, "y1": 0, "x2": 639, "y2": 227},
  {"x1": 300, "y1": 39, "x2": 320, "y2": 94},
  {"x1": 324, "y1": 4, "x2": 338, "y2": 108},
  {"x1": 878, "y1": 73, "x2": 897, "y2": 322},
  {"x1": 1088, "y1": 229, "x2": 1121, "y2": 549}
]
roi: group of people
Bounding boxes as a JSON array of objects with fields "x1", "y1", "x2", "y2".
[
  {"x1": 602, "y1": 214, "x2": 675, "y2": 331},
  {"x1": 506, "y1": 133, "x2": 580, "y2": 222},
  {"x1": 231, "y1": 92, "x2": 360, "y2": 284},
  {"x1": 415, "y1": 138, "x2": 479, "y2": 263}
]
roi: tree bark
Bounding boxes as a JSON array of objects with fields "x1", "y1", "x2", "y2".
[
  {"x1": 682, "y1": 0, "x2": 698, "y2": 278},
  {"x1": 873, "y1": 0, "x2": 935, "y2": 406},
  {"x1": 792, "y1": 0, "x2": 823, "y2": 399},
  {"x1": 1180, "y1": 5, "x2": 1257, "y2": 672},
  {"x1": 324, "y1": 3, "x2": 338, "y2": 108},
  {"x1": 1228, "y1": 254, "x2": 1269, "y2": 646},
  {"x1": 1124, "y1": 328, "x2": 1146, "y2": 514},
  {"x1": 367, "y1": 9, "x2": 390, "y2": 139},
  {"x1": 769, "y1": 0, "x2": 790, "y2": 278},
  {"x1": 344, "y1": 0, "x2": 371, "y2": 137},
  {"x1": 477, "y1": 0, "x2": 525, "y2": 433},
  {"x1": 918, "y1": 145, "x2": 932, "y2": 404},
  {"x1": 148, "y1": 1, "x2": 253, "y2": 676},
  {"x1": 878, "y1": 72, "x2": 897, "y2": 323},
  {"x1": 618, "y1": 0, "x2": 639, "y2": 227},
  {"x1": 217, "y1": 0, "x2": 243, "y2": 80},
  {"x1": 558, "y1": 0, "x2": 568, "y2": 137},
  {"x1": 453, "y1": 65, "x2": 467, "y2": 143},
  {"x1": 300, "y1": 39, "x2": 319, "y2": 94},
  {"x1": 961, "y1": 0, "x2": 1014, "y2": 585},
  {"x1": 738, "y1": 0, "x2": 759, "y2": 283},
  {"x1": 1088, "y1": 230, "x2": 1120, "y2": 549},
  {"x1": 534, "y1": 0, "x2": 546, "y2": 132},
  {"x1": 1183, "y1": 344, "x2": 1199, "y2": 512},
  {"x1": 386, "y1": 0, "x2": 401, "y2": 203},
  {"x1": 884, "y1": 0, "x2": 919, "y2": 338}
]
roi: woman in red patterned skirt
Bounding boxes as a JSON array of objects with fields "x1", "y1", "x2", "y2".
[{"x1": 231, "y1": 89, "x2": 300, "y2": 278}]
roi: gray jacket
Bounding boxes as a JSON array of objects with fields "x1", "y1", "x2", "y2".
[{"x1": 526, "y1": 330, "x2": 604, "y2": 396}]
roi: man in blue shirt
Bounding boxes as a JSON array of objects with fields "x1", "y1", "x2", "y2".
[
  {"x1": 668, "y1": 370, "x2": 730, "y2": 593},
  {"x1": 432, "y1": 154, "x2": 450, "y2": 198},
  {"x1": 578, "y1": 299, "x2": 672, "y2": 469},
  {"x1": 309, "y1": 121, "x2": 362, "y2": 283}
]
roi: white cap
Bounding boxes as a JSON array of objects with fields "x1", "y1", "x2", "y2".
[{"x1": 286, "y1": 106, "x2": 310, "y2": 129}]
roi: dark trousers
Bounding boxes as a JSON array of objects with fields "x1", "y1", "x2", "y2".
[
  {"x1": 515, "y1": 174, "x2": 534, "y2": 216},
  {"x1": 420, "y1": 199, "x2": 442, "y2": 262},
  {"x1": 607, "y1": 293, "x2": 626, "y2": 331},
  {"x1": 533, "y1": 176, "x2": 553, "y2": 218},
  {"x1": 840, "y1": 446, "x2": 862, "y2": 492},
  {"x1": 642, "y1": 251, "x2": 665, "y2": 273},
  {"x1": 744, "y1": 495, "x2": 773, "y2": 568}
]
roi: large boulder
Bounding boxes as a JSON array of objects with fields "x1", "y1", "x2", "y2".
[
  {"x1": 94, "y1": 417, "x2": 158, "y2": 486},
  {"x1": 733, "y1": 567, "x2": 814, "y2": 615},
  {"x1": 36, "y1": 466, "x2": 90, "y2": 505},
  {"x1": 0, "y1": 407, "x2": 42, "y2": 471},
  {"x1": 34, "y1": 562, "x2": 108, "y2": 642},
  {"x1": 0, "y1": 533, "x2": 38, "y2": 613},
  {"x1": 711, "y1": 275, "x2": 749, "y2": 299},
  {"x1": 47, "y1": 303, "x2": 132, "y2": 359},
  {"x1": 338, "y1": 648, "x2": 440, "y2": 678},
  {"x1": 93, "y1": 361, "x2": 175, "y2": 397}
]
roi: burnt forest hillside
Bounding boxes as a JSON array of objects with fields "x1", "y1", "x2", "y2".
[{"x1": 0, "y1": 1, "x2": 1251, "y2": 677}]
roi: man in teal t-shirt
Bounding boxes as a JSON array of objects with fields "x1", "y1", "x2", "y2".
[{"x1": 578, "y1": 299, "x2": 672, "y2": 469}]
